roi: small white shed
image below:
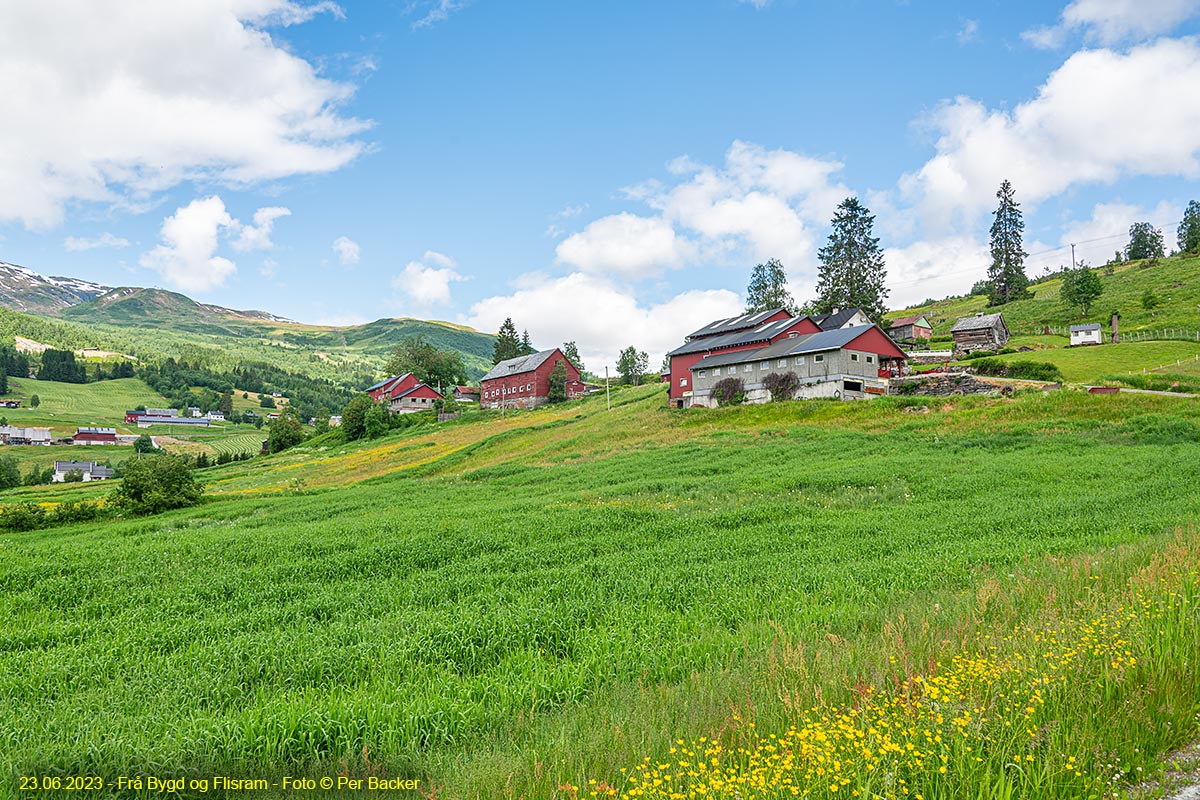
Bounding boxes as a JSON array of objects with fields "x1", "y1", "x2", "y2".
[{"x1": 1070, "y1": 323, "x2": 1103, "y2": 346}]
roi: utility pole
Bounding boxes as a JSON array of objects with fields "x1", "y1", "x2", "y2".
[
  {"x1": 1070, "y1": 243, "x2": 1076, "y2": 269},
  {"x1": 605, "y1": 366, "x2": 610, "y2": 411}
]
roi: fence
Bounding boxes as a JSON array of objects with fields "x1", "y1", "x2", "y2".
[{"x1": 1017, "y1": 326, "x2": 1200, "y2": 343}]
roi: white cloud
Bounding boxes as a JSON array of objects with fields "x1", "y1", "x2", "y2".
[
  {"x1": 1023, "y1": 0, "x2": 1200, "y2": 48},
  {"x1": 232, "y1": 206, "x2": 291, "y2": 252},
  {"x1": 0, "y1": 1, "x2": 369, "y2": 229},
  {"x1": 900, "y1": 39, "x2": 1200, "y2": 232},
  {"x1": 64, "y1": 232, "x2": 130, "y2": 251},
  {"x1": 139, "y1": 196, "x2": 238, "y2": 292},
  {"x1": 957, "y1": 19, "x2": 980, "y2": 45},
  {"x1": 260, "y1": 257, "x2": 279, "y2": 279},
  {"x1": 465, "y1": 272, "x2": 744, "y2": 373},
  {"x1": 411, "y1": 0, "x2": 467, "y2": 28},
  {"x1": 884, "y1": 236, "x2": 991, "y2": 309},
  {"x1": 1057, "y1": 200, "x2": 1180, "y2": 260},
  {"x1": 556, "y1": 141, "x2": 848, "y2": 287},
  {"x1": 556, "y1": 213, "x2": 689, "y2": 278},
  {"x1": 391, "y1": 250, "x2": 466, "y2": 307},
  {"x1": 737, "y1": 0, "x2": 772, "y2": 8},
  {"x1": 332, "y1": 236, "x2": 361, "y2": 266}
]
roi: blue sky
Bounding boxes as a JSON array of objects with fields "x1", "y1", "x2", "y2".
[{"x1": 1, "y1": 0, "x2": 1199, "y2": 369}]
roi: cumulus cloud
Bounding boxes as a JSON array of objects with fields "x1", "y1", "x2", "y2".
[
  {"x1": 232, "y1": 206, "x2": 291, "y2": 252},
  {"x1": 1023, "y1": 0, "x2": 1200, "y2": 48},
  {"x1": 391, "y1": 250, "x2": 466, "y2": 307},
  {"x1": 556, "y1": 213, "x2": 688, "y2": 277},
  {"x1": 883, "y1": 237, "x2": 992, "y2": 309},
  {"x1": 332, "y1": 236, "x2": 361, "y2": 266},
  {"x1": 0, "y1": 1, "x2": 369, "y2": 229},
  {"x1": 555, "y1": 140, "x2": 848, "y2": 286},
  {"x1": 64, "y1": 232, "x2": 131, "y2": 251},
  {"x1": 1057, "y1": 200, "x2": 1180, "y2": 260},
  {"x1": 465, "y1": 272, "x2": 743, "y2": 373},
  {"x1": 139, "y1": 196, "x2": 238, "y2": 292},
  {"x1": 900, "y1": 39, "x2": 1200, "y2": 232}
]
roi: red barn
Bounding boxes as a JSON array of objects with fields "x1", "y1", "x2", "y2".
[
  {"x1": 480, "y1": 349, "x2": 582, "y2": 410},
  {"x1": 366, "y1": 373, "x2": 419, "y2": 402},
  {"x1": 363, "y1": 373, "x2": 445, "y2": 414},
  {"x1": 73, "y1": 426, "x2": 118, "y2": 444},
  {"x1": 666, "y1": 308, "x2": 822, "y2": 408}
]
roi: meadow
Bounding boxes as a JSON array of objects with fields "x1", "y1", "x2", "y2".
[
  {"x1": 1, "y1": 377, "x2": 165, "y2": 436},
  {"x1": 3, "y1": 386, "x2": 1200, "y2": 799},
  {"x1": 982, "y1": 340, "x2": 1200, "y2": 383}
]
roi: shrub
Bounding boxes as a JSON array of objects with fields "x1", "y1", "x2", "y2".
[
  {"x1": 109, "y1": 455, "x2": 203, "y2": 516},
  {"x1": 972, "y1": 358, "x2": 1063, "y2": 382},
  {"x1": 1, "y1": 502, "x2": 46, "y2": 531},
  {"x1": 711, "y1": 377, "x2": 746, "y2": 407},
  {"x1": 364, "y1": 403, "x2": 389, "y2": 439},
  {"x1": 62, "y1": 468, "x2": 84, "y2": 483},
  {"x1": 762, "y1": 371, "x2": 800, "y2": 402},
  {"x1": 133, "y1": 433, "x2": 156, "y2": 454},
  {"x1": 48, "y1": 500, "x2": 103, "y2": 526},
  {"x1": 341, "y1": 395, "x2": 373, "y2": 441},
  {"x1": 0, "y1": 455, "x2": 21, "y2": 490},
  {"x1": 267, "y1": 412, "x2": 306, "y2": 453}
]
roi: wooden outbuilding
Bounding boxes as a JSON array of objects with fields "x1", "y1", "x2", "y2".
[{"x1": 950, "y1": 312, "x2": 1009, "y2": 352}]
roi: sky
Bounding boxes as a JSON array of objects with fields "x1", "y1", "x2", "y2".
[{"x1": 1, "y1": 0, "x2": 1199, "y2": 372}]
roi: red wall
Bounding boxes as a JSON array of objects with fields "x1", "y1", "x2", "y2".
[
  {"x1": 480, "y1": 350, "x2": 582, "y2": 405},
  {"x1": 846, "y1": 326, "x2": 908, "y2": 360},
  {"x1": 668, "y1": 315, "x2": 821, "y2": 400}
]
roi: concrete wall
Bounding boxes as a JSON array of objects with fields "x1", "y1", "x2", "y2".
[{"x1": 689, "y1": 348, "x2": 883, "y2": 396}]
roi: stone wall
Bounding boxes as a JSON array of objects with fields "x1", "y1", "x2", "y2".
[{"x1": 887, "y1": 372, "x2": 1007, "y2": 397}]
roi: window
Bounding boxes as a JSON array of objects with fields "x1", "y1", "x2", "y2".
[
  {"x1": 796, "y1": 356, "x2": 805, "y2": 365},
  {"x1": 760, "y1": 361, "x2": 769, "y2": 370},
  {"x1": 815, "y1": 354, "x2": 824, "y2": 363},
  {"x1": 743, "y1": 365, "x2": 752, "y2": 373},
  {"x1": 866, "y1": 355, "x2": 874, "y2": 364},
  {"x1": 679, "y1": 377, "x2": 688, "y2": 387},
  {"x1": 778, "y1": 360, "x2": 787, "y2": 368},
  {"x1": 850, "y1": 353, "x2": 859, "y2": 362},
  {"x1": 698, "y1": 370, "x2": 707, "y2": 378},
  {"x1": 788, "y1": 332, "x2": 798, "y2": 338},
  {"x1": 713, "y1": 368, "x2": 721, "y2": 376}
]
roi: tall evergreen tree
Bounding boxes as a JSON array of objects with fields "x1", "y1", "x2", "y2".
[
  {"x1": 987, "y1": 180, "x2": 1029, "y2": 306},
  {"x1": 815, "y1": 197, "x2": 889, "y2": 322},
  {"x1": 493, "y1": 318, "x2": 522, "y2": 364},
  {"x1": 520, "y1": 329, "x2": 535, "y2": 356},
  {"x1": 745, "y1": 258, "x2": 795, "y2": 313},
  {"x1": 1179, "y1": 200, "x2": 1200, "y2": 254}
]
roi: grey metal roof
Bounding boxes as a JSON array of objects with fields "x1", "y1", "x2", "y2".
[
  {"x1": 481, "y1": 349, "x2": 560, "y2": 382},
  {"x1": 137, "y1": 416, "x2": 210, "y2": 425},
  {"x1": 684, "y1": 308, "x2": 787, "y2": 340},
  {"x1": 668, "y1": 315, "x2": 812, "y2": 357},
  {"x1": 690, "y1": 325, "x2": 880, "y2": 370},
  {"x1": 54, "y1": 461, "x2": 113, "y2": 477},
  {"x1": 0, "y1": 425, "x2": 51, "y2": 441},
  {"x1": 1070, "y1": 324, "x2": 1101, "y2": 332},
  {"x1": 77, "y1": 427, "x2": 116, "y2": 435},
  {"x1": 950, "y1": 313, "x2": 1005, "y2": 332},
  {"x1": 813, "y1": 308, "x2": 866, "y2": 330}
]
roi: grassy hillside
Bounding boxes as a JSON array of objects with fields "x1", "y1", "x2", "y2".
[
  {"x1": 886, "y1": 252, "x2": 1200, "y2": 334},
  {"x1": 987, "y1": 339, "x2": 1200, "y2": 383},
  {"x1": 56, "y1": 287, "x2": 496, "y2": 379},
  {"x1": 1, "y1": 377, "x2": 165, "y2": 436},
  {"x1": 3, "y1": 386, "x2": 1200, "y2": 798}
]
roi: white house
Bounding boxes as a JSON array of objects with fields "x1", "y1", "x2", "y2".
[
  {"x1": 206, "y1": 410, "x2": 225, "y2": 421},
  {"x1": 1070, "y1": 323, "x2": 1103, "y2": 346}
]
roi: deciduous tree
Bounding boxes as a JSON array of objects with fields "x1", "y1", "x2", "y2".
[
  {"x1": 1059, "y1": 266, "x2": 1103, "y2": 317},
  {"x1": 385, "y1": 335, "x2": 467, "y2": 389},
  {"x1": 547, "y1": 360, "x2": 567, "y2": 403},
  {"x1": 109, "y1": 454, "x2": 203, "y2": 515},
  {"x1": 562, "y1": 341, "x2": 584, "y2": 374},
  {"x1": 745, "y1": 258, "x2": 796, "y2": 314},
  {"x1": 616, "y1": 346, "x2": 649, "y2": 385},
  {"x1": 1126, "y1": 222, "x2": 1165, "y2": 260}
]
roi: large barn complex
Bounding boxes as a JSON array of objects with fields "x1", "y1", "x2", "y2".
[
  {"x1": 480, "y1": 349, "x2": 584, "y2": 410},
  {"x1": 667, "y1": 308, "x2": 907, "y2": 408}
]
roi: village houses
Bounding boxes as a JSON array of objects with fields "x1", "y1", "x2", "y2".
[{"x1": 365, "y1": 372, "x2": 444, "y2": 414}]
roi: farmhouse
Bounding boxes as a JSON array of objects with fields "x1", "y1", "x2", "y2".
[
  {"x1": 888, "y1": 314, "x2": 933, "y2": 341},
  {"x1": 666, "y1": 308, "x2": 824, "y2": 408},
  {"x1": 73, "y1": 427, "x2": 117, "y2": 444},
  {"x1": 480, "y1": 349, "x2": 584, "y2": 410},
  {"x1": 950, "y1": 312, "x2": 1010, "y2": 352},
  {"x1": 206, "y1": 410, "x2": 225, "y2": 421},
  {"x1": 364, "y1": 372, "x2": 446, "y2": 414},
  {"x1": 52, "y1": 461, "x2": 114, "y2": 482},
  {"x1": 0, "y1": 425, "x2": 51, "y2": 445},
  {"x1": 453, "y1": 385, "x2": 481, "y2": 402},
  {"x1": 813, "y1": 307, "x2": 874, "y2": 330},
  {"x1": 685, "y1": 324, "x2": 907, "y2": 408},
  {"x1": 1070, "y1": 323, "x2": 1103, "y2": 346}
]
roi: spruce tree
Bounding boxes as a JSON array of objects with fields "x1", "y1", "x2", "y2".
[
  {"x1": 520, "y1": 329, "x2": 535, "y2": 356},
  {"x1": 815, "y1": 197, "x2": 889, "y2": 322},
  {"x1": 745, "y1": 258, "x2": 795, "y2": 314},
  {"x1": 1179, "y1": 200, "x2": 1200, "y2": 254},
  {"x1": 986, "y1": 180, "x2": 1029, "y2": 306},
  {"x1": 493, "y1": 318, "x2": 522, "y2": 364},
  {"x1": 562, "y1": 341, "x2": 584, "y2": 374}
]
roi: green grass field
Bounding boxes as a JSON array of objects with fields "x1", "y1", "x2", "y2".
[
  {"x1": 3, "y1": 387, "x2": 1200, "y2": 799},
  {"x1": 984, "y1": 340, "x2": 1200, "y2": 383}
]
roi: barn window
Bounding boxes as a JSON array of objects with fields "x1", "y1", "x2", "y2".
[
  {"x1": 679, "y1": 377, "x2": 687, "y2": 387},
  {"x1": 866, "y1": 355, "x2": 874, "y2": 364},
  {"x1": 743, "y1": 365, "x2": 752, "y2": 373},
  {"x1": 796, "y1": 356, "x2": 805, "y2": 365},
  {"x1": 698, "y1": 370, "x2": 706, "y2": 378},
  {"x1": 760, "y1": 361, "x2": 769, "y2": 370},
  {"x1": 713, "y1": 368, "x2": 721, "y2": 376},
  {"x1": 815, "y1": 354, "x2": 824, "y2": 363},
  {"x1": 850, "y1": 353, "x2": 859, "y2": 362},
  {"x1": 778, "y1": 360, "x2": 787, "y2": 368}
]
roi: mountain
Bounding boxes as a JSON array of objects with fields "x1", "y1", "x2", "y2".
[
  {"x1": 0, "y1": 261, "x2": 497, "y2": 380},
  {"x1": 0, "y1": 261, "x2": 110, "y2": 314}
]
